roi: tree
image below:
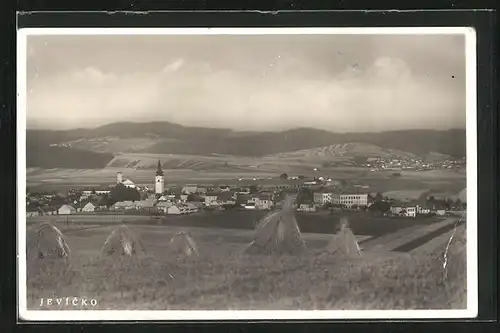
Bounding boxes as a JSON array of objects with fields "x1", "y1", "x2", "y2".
[
  {"x1": 187, "y1": 193, "x2": 204, "y2": 202},
  {"x1": 374, "y1": 192, "x2": 384, "y2": 203},
  {"x1": 248, "y1": 185, "x2": 258, "y2": 193},
  {"x1": 369, "y1": 201, "x2": 391, "y2": 215},
  {"x1": 110, "y1": 183, "x2": 141, "y2": 203},
  {"x1": 353, "y1": 156, "x2": 368, "y2": 165},
  {"x1": 297, "y1": 187, "x2": 313, "y2": 204},
  {"x1": 279, "y1": 173, "x2": 288, "y2": 179}
]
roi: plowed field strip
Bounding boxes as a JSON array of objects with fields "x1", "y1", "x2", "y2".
[
  {"x1": 409, "y1": 224, "x2": 465, "y2": 254},
  {"x1": 359, "y1": 224, "x2": 424, "y2": 251},
  {"x1": 393, "y1": 220, "x2": 463, "y2": 252},
  {"x1": 381, "y1": 219, "x2": 458, "y2": 251}
]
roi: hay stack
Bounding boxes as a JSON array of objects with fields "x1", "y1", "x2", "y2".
[
  {"x1": 325, "y1": 217, "x2": 362, "y2": 257},
  {"x1": 245, "y1": 195, "x2": 306, "y2": 255},
  {"x1": 101, "y1": 225, "x2": 146, "y2": 257},
  {"x1": 169, "y1": 231, "x2": 199, "y2": 257},
  {"x1": 30, "y1": 222, "x2": 71, "y2": 259}
]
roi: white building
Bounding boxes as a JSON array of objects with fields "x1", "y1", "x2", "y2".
[
  {"x1": 58, "y1": 204, "x2": 76, "y2": 215},
  {"x1": 244, "y1": 202, "x2": 256, "y2": 210},
  {"x1": 117, "y1": 172, "x2": 123, "y2": 184},
  {"x1": 313, "y1": 192, "x2": 334, "y2": 205},
  {"x1": 333, "y1": 194, "x2": 368, "y2": 208},
  {"x1": 390, "y1": 206, "x2": 417, "y2": 217},
  {"x1": 82, "y1": 202, "x2": 96, "y2": 213},
  {"x1": 204, "y1": 193, "x2": 219, "y2": 206},
  {"x1": 297, "y1": 203, "x2": 317, "y2": 212},
  {"x1": 122, "y1": 179, "x2": 136, "y2": 189},
  {"x1": 155, "y1": 160, "x2": 165, "y2": 195},
  {"x1": 166, "y1": 204, "x2": 199, "y2": 215},
  {"x1": 181, "y1": 185, "x2": 198, "y2": 194},
  {"x1": 255, "y1": 199, "x2": 273, "y2": 210}
]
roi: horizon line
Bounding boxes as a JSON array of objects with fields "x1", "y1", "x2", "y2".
[{"x1": 26, "y1": 120, "x2": 467, "y2": 134}]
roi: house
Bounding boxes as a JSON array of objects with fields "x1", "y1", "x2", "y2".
[
  {"x1": 113, "y1": 201, "x2": 137, "y2": 210},
  {"x1": 166, "y1": 205, "x2": 184, "y2": 215},
  {"x1": 297, "y1": 203, "x2": 317, "y2": 212},
  {"x1": 417, "y1": 205, "x2": 432, "y2": 215},
  {"x1": 186, "y1": 203, "x2": 199, "y2": 214},
  {"x1": 334, "y1": 193, "x2": 368, "y2": 208},
  {"x1": 58, "y1": 204, "x2": 76, "y2": 215},
  {"x1": 255, "y1": 199, "x2": 274, "y2": 210},
  {"x1": 82, "y1": 202, "x2": 96, "y2": 213},
  {"x1": 95, "y1": 190, "x2": 111, "y2": 195},
  {"x1": 255, "y1": 193, "x2": 274, "y2": 210},
  {"x1": 244, "y1": 202, "x2": 256, "y2": 210},
  {"x1": 218, "y1": 193, "x2": 236, "y2": 206},
  {"x1": 182, "y1": 185, "x2": 198, "y2": 194},
  {"x1": 136, "y1": 197, "x2": 156, "y2": 209},
  {"x1": 156, "y1": 201, "x2": 173, "y2": 213},
  {"x1": 166, "y1": 204, "x2": 198, "y2": 215},
  {"x1": 435, "y1": 209, "x2": 447, "y2": 216},
  {"x1": 26, "y1": 209, "x2": 40, "y2": 218},
  {"x1": 157, "y1": 195, "x2": 168, "y2": 202},
  {"x1": 122, "y1": 179, "x2": 136, "y2": 189},
  {"x1": 390, "y1": 205, "x2": 417, "y2": 217},
  {"x1": 204, "y1": 192, "x2": 221, "y2": 206},
  {"x1": 196, "y1": 187, "x2": 208, "y2": 194},
  {"x1": 313, "y1": 192, "x2": 334, "y2": 205}
]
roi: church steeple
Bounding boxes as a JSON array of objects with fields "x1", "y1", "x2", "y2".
[{"x1": 156, "y1": 160, "x2": 163, "y2": 176}]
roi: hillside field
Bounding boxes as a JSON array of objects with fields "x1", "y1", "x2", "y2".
[
  {"x1": 26, "y1": 159, "x2": 466, "y2": 197},
  {"x1": 25, "y1": 218, "x2": 466, "y2": 311}
]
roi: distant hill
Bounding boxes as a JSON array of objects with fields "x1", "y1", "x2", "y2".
[
  {"x1": 26, "y1": 122, "x2": 466, "y2": 164},
  {"x1": 26, "y1": 144, "x2": 114, "y2": 169},
  {"x1": 267, "y1": 143, "x2": 418, "y2": 160}
]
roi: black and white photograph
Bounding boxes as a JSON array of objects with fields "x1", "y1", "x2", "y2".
[{"x1": 17, "y1": 27, "x2": 477, "y2": 321}]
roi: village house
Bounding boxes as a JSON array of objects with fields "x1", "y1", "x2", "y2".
[
  {"x1": 218, "y1": 186, "x2": 231, "y2": 192},
  {"x1": 95, "y1": 190, "x2": 111, "y2": 195},
  {"x1": 156, "y1": 201, "x2": 172, "y2": 213},
  {"x1": 417, "y1": 205, "x2": 432, "y2": 215},
  {"x1": 82, "y1": 202, "x2": 96, "y2": 213},
  {"x1": 58, "y1": 204, "x2": 76, "y2": 215},
  {"x1": 297, "y1": 203, "x2": 317, "y2": 212},
  {"x1": 255, "y1": 193, "x2": 274, "y2": 210},
  {"x1": 204, "y1": 192, "x2": 221, "y2": 206},
  {"x1": 313, "y1": 191, "x2": 334, "y2": 205},
  {"x1": 181, "y1": 185, "x2": 198, "y2": 194},
  {"x1": 26, "y1": 209, "x2": 40, "y2": 218},
  {"x1": 244, "y1": 202, "x2": 256, "y2": 210},
  {"x1": 334, "y1": 193, "x2": 368, "y2": 208},
  {"x1": 217, "y1": 192, "x2": 236, "y2": 205},
  {"x1": 122, "y1": 179, "x2": 136, "y2": 189},
  {"x1": 113, "y1": 201, "x2": 137, "y2": 210},
  {"x1": 390, "y1": 205, "x2": 417, "y2": 217},
  {"x1": 166, "y1": 203, "x2": 199, "y2": 215},
  {"x1": 136, "y1": 197, "x2": 156, "y2": 210}
]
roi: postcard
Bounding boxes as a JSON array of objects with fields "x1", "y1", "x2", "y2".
[{"x1": 17, "y1": 26, "x2": 477, "y2": 321}]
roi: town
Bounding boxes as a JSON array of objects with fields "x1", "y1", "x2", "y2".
[{"x1": 26, "y1": 160, "x2": 466, "y2": 219}]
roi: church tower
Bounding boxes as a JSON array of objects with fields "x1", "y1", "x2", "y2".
[{"x1": 155, "y1": 160, "x2": 164, "y2": 195}]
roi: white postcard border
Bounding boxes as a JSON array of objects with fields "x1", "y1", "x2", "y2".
[{"x1": 17, "y1": 26, "x2": 478, "y2": 321}]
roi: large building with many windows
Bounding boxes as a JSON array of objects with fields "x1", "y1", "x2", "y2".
[{"x1": 334, "y1": 194, "x2": 368, "y2": 208}]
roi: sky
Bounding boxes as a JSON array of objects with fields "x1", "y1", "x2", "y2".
[{"x1": 25, "y1": 32, "x2": 466, "y2": 132}]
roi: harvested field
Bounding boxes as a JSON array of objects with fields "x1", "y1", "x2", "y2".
[{"x1": 25, "y1": 220, "x2": 467, "y2": 311}]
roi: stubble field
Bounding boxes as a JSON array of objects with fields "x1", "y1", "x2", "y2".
[{"x1": 25, "y1": 217, "x2": 467, "y2": 311}]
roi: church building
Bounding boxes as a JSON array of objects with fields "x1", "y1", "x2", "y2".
[{"x1": 155, "y1": 160, "x2": 165, "y2": 195}]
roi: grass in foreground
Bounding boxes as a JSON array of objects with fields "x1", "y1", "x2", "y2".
[{"x1": 26, "y1": 231, "x2": 466, "y2": 311}]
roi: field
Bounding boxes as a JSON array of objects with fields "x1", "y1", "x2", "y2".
[
  {"x1": 25, "y1": 214, "x2": 467, "y2": 311},
  {"x1": 26, "y1": 163, "x2": 466, "y2": 198}
]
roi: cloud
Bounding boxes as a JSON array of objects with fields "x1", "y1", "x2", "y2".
[
  {"x1": 161, "y1": 58, "x2": 185, "y2": 74},
  {"x1": 27, "y1": 56, "x2": 464, "y2": 132}
]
